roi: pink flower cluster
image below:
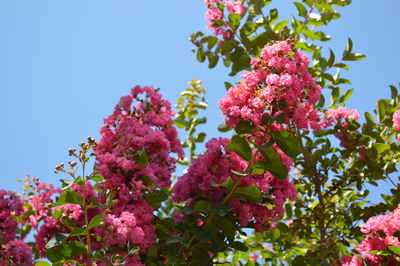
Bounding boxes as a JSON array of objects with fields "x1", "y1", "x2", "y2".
[
  {"x1": 204, "y1": 0, "x2": 246, "y2": 42},
  {"x1": 172, "y1": 137, "x2": 296, "y2": 232},
  {"x1": 393, "y1": 110, "x2": 400, "y2": 131},
  {"x1": 342, "y1": 205, "x2": 400, "y2": 265},
  {"x1": 28, "y1": 183, "x2": 62, "y2": 229},
  {"x1": 34, "y1": 183, "x2": 103, "y2": 259},
  {"x1": 219, "y1": 40, "x2": 322, "y2": 131},
  {"x1": 325, "y1": 107, "x2": 360, "y2": 127},
  {"x1": 324, "y1": 107, "x2": 362, "y2": 149},
  {"x1": 0, "y1": 190, "x2": 23, "y2": 243},
  {"x1": 0, "y1": 190, "x2": 33, "y2": 265},
  {"x1": 94, "y1": 86, "x2": 183, "y2": 262},
  {"x1": 0, "y1": 240, "x2": 33, "y2": 266},
  {"x1": 393, "y1": 109, "x2": 400, "y2": 141}
]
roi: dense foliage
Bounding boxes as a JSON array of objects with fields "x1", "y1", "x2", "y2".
[{"x1": 1, "y1": 1, "x2": 400, "y2": 265}]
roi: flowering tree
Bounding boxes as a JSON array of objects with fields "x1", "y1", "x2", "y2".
[{"x1": 1, "y1": 0, "x2": 400, "y2": 265}]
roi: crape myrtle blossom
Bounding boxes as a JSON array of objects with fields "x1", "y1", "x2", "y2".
[
  {"x1": 0, "y1": 190, "x2": 33, "y2": 265},
  {"x1": 28, "y1": 182, "x2": 62, "y2": 229},
  {"x1": 34, "y1": 183, "x2": 103, "y2": 260},
  {"x1": 204, "y1": 0, "x2": 246, "y2": 43},
  {"x1": 94, "y1": 86, "x2": 183, "y2": 264},
  {"x1": 219, "y1": 40, "x2": 323, "y2": 131},
  {"x1": 0, "y1": 190, "x2": 23, "y2": 243},
  {"x1": 0, "y1": 240, "x2": 33, "y2": 266},
  {"x1": 342, "y1": 205, "x2": 400, "y2": 265},
  {"x1": 393, "y1": 109, "x2": 400, "y2": 141},
  {"x1": 172, "y1": 137, "x2": 296, "y2": 232}
]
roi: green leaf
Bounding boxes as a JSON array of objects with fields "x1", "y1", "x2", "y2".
[
  {"x1": 36, "y1": 262, "x2": 52, "y2": 266},
  {"x1": 89, "y1": 174, "x2": 104, "y2": 183},
  {"x1": 209, "y1": 202, "x2": 230, "y2": 216},
  {"x1": 342, "y1": 53, "x2": 366, "y2": 61},
  {"x1": 230, "y1": 241, "x2": 248, "y2": 251},
  {"x1": 45, "y1": 233, "x2": 70, "y2": 249},
  {"x1": 133, "y1": 149, "x2": 149, "y2": 166},
  {"x1": 328, "y1": 49, "x2": 335, "y2": 67},
  {"x1": 376, "y1": 99, "x2": 388, "y2": 122},
  {"x1": 339, "y1": 89, "x2": 354, "y2": 105},
  {"x1": 240, "y1": 22, "x2": 257, "y2": 36},
  {"x1": 69, "y1": 227, "x2": 86, "y2": 237},
  {"x1": 232, "y1": 184, "x2": 262, "y2": 203},
  {"x1": 218, "y1": 123, "x2": 232, "y2": 132},
  {"x1": 228, "y1": 14, "x2": 241, "y2": 30},
  {"x1": 235, "y1": 120, "x2": 257, "y2": 134},
  {"x1": 207, "y1": 53, "x2": 219, "y2": 68},
  {"x1": 270, "y1": 228, "x2": 280, "y2": 241},
  {"x1": 344, "y1": 37, "x2": 353, "y2": 55},
  {"x1": 374, "y1": 143, "x2": 390, "y2": 155},
  {"x1": 214, "y1": 216, "x2": 236, "y2": 242},
  {"x1": 293, "y1": 2, "x2": 307, "y2": 17},
  {"x1": 274, "y1": 20, "x2": 289, "y2": 31},
  {"x1": 271, "y1": 131, "x2": 302, "y2": 157},
  {"x1": 88, "y1": 214, "x2": 106, "y2": 229},
  {"x1": 227, "y1": 135, "x2": 252, "y2": 162},
  {"x1": 53, "y1": 191, "x2": 83, "y2": 207},
  {"x1": 388, "y1": 245, "x2": 400, "y2": 255},
  {"x1": 253, "y1": 160, "x2": 288, "y2": 180},
  {"x1": 143, "y1": 190, "x2": 168, "y2": 208},
  {"x1": 221, "y1": 39, "x2": 239, "y2": 54},
  {"x1": 390, "y1": 85, "x2": 398, "y2": 98},
  {"x1": 46, "y1": 241, "x2": 86, "y2": 263},
  {"x1": 196, "y1": 49, "x2": 206, "y2": 62},
  {"x1": 207, "y1": 36, "x2": 218, "y2": 50},
  {"x1": 196, "y1": 132, "x2": 206, "y2": 143},
  {"x1": 224, "y1": 82, "x2": 233, "y2": 91},
  {"x1": 194, "y1": 200, "x2": 210, "y2": 215},
  {"x1": 219, "y1": 177, "x2": 236, "y2": 191},
  {"x1": 53, "y1": 208, "x2": 63, "y2": 220},
  {"x1": 166, "y1": 235, "x2": 182, "y2": 244}
]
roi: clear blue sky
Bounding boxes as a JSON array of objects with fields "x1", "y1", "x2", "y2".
[{"x1": 0, "y1": 1, "x2": 399, "y2": 205}]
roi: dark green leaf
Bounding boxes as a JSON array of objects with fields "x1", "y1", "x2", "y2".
[
  {"x1": 232, "y1": 184, "x2": 262, "y2": 203},
  {"x1": 235, "y1": 120, "x2": 257, "y2": 134},
  {"x1": 228, "y1": 14, "x2": 241, "y2": 30},
  {"x1": 209, "y1": 202, "x2": 230, "y2": 216},
  {"x1": 293, "y1": 2, "x2": 307, "y2": 17},
  {"x1": 230, "y1": 241, "x2": 248, "y2": 251},
  {"x1": 388, "y1": 245, "x2": 400, "y2": 255},
  {"x1": 88, "y1": 214, "x2": 106, "y2": 229},
  {"x1": 194, "y1": 200, "x2": 210, "y2": 214},
  {"x1": 218, "y1": 123, "x2": 232, "y2": 132},
  {"x1": 89, "y1": 174, "x2": 104, "y2": 183},
  {"x1": 219, "y1": 177, "x2": 236, "y2": 191},
  {"x1": 227, "y1": 135, "x2": 252, "y2": 162},
  {"x1": 46, "y1": 241, "x2": 86, "y2": 263},
  {"x1": 224, "y1": 82, "x2": 233, "y2": 91},
  {"x1": 271, "y1": 131, "x2": 302, "y2": 157},
  {"x1": 214, "y1": 216, "x2": 236, "y2": 242},
  {"x1": 53, "y1": 191, "x2": 83, "y2": 207},
  {"x1": 134, "y1": 149, "x2": 149, "y2": 166},
  {"x1": 253, "y1": 160, "x2": 288, "y2": 180},
  {"x1": 196, "y1": 49, "x2": 206, "y2": 62}
]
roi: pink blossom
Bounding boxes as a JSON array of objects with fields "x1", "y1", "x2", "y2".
[
  {"x1": 249, "y1": 253, "x2": 259, "y2": 261},
  {"x1": 172, "y1": 138, "x2": 296, "y2": 231},
  {"x1": 223, "y1": 1, "x2": 246, "y2": 15},
  {"x1": 219, "y1": 40, "x2": 322, "y2": 131},
  {"x1": 393, "y1": 110, "x2": 400, "y2": 131},
  {"x1": 0, "y1": 240, "x2": 33, "y2": 266},
  {"x1": 341, "y1": 255, "x2": 363, "y2": 266},
  {"x1": 0, "y1": 190, "x2": 23, "y2": 243},
  {"x1": 344, "y1": 205, "x2": 400, "y2": 264}
]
